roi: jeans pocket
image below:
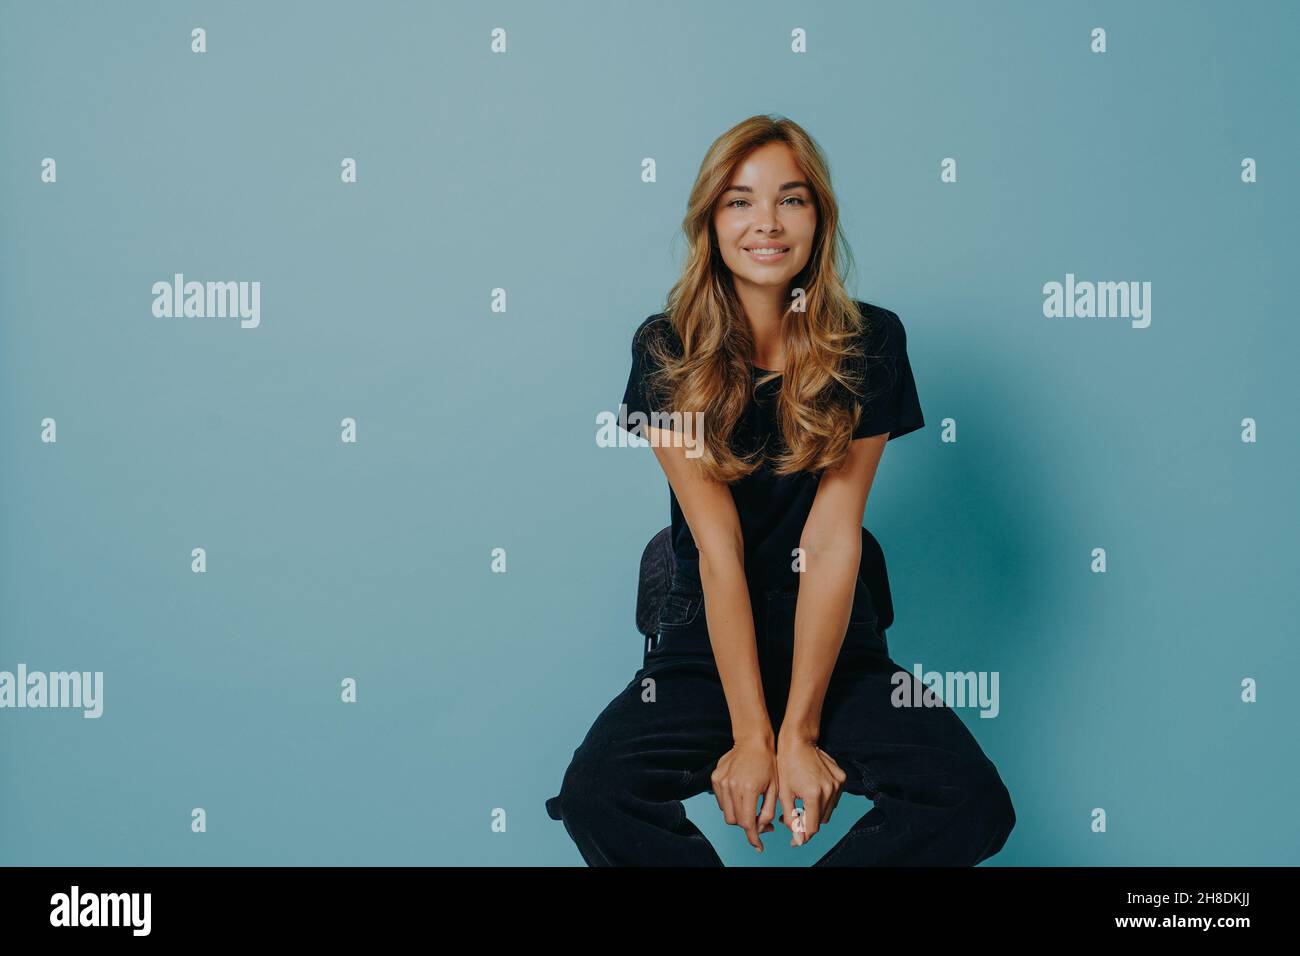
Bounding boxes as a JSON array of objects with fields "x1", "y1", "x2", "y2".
[
  {"x1": 644, "y1": 588, "x2": 709, "y2": 672},
  {"x1": 657, "y1": 591, "x2": 703, "y2": 629}
]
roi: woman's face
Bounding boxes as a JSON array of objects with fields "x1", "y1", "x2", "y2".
[{"x1": 712, "y1": 141, "x2": 818, "y2": 294}]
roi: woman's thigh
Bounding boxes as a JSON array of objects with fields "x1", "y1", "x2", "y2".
[
  {"x1": 566, "y1": 658, "x2": 736, "y2": 802},
  {"x1": 816, "y1": 651, "x2": 1002, "y2": 797}
]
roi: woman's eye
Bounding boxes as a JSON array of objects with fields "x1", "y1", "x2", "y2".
[{"x1": 726, "y1": 196, "x2": 806, "y2": 208}]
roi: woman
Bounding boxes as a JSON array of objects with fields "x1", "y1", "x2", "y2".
[{"x1": 545, "y1": 115, "x2": 1015, "y2": 866}]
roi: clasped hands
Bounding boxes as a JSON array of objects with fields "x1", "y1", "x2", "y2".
[{"x1": 709, "y1": 733, "x2": 848, "y2": 853}]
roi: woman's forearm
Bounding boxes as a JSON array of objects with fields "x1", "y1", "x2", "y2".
[
  {"x1": 698, "y1": 546, "x2": 774, "y2": 747},
  {"x1": 782, "y1": 533, "x2": 862, "y2": 743}
]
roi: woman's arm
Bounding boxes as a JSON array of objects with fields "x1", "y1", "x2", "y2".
[
  {"x1": 645, "y1": 426, "x2": 772, "y2": 747},
  {"x1": 784, "y1": 433, "x2": 888, "y2": 744},
  {"x1": 775, "y1": 433, "x2": 887, "y2": 846},
  {"x1": 646, "y1": 425, "x2": 779, "y2": 851}
]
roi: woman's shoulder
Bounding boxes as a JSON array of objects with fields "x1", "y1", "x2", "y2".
[
  {"x1": 632, "y1": 311, "x2": 671, "y2": 339},
  {"x1": 630, "y1": 311, "x2": 682, "y2": 358},
  {"x1": 634, "y1": 310, "x2": 676, "y2": 335},
  {"x1": 852, "y1": 299, "x2": 908, "y2": 357}
]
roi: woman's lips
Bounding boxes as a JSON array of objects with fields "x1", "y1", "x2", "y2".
[{"x1": 743, "y1": 247, "x2": 789, "y2": 263}]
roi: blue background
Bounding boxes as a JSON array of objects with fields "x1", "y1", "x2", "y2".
[{"x1": 2, "y1": 0, "x2": 1296, "y2": 865}]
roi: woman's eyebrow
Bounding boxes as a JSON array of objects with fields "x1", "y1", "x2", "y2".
[{"x1": 722, "y1": 181, "x2": 811, "y2": 194}]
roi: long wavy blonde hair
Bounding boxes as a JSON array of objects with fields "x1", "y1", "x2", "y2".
[{"x1": 643, "y1": 114, "x2": 872, "y2": 483}]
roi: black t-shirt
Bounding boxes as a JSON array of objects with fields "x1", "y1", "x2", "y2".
[{"x1": 618, "y1": 300, "x2": 924, "y2": 587}]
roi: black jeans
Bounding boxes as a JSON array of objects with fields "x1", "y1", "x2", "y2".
[{"x1": 545, "y1": 555, "x2": 1016, "y2": 865}]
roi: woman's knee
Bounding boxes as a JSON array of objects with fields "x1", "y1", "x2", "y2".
[
  {"x1": 553, "y1": 743, "x2": 630, "y2": 825},
  {"x1": 962, "y1": 760, "x2": 1016, "y2": 861}
]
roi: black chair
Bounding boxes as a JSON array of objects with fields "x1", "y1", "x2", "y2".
[{"x1": 636, "y1": 526, "x2": 895, "y2": 646}]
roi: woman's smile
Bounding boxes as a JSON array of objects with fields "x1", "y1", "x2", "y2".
[{"x1": 743, "y1": 245, "x2": 791, "y2": 263}]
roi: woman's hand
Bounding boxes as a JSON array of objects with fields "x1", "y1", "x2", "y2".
[
  {"x1": 711, "y1": 739, "x2": 780, "y2": 852},
  {"x1": 776, "y1": 737, "x2": 848, "y2": 846}
]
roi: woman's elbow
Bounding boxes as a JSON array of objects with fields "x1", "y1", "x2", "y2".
[{"x1": 696, "y1": 534, "x2": 745, "y2": 576}]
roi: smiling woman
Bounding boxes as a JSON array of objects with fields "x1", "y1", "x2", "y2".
[{"x1": 546, "y1": 114, "x2": 1015, "y2": 868}]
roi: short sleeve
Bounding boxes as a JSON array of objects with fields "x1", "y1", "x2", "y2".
[
  {"x1": 619, "y1": 315, "x2": 679, "y2": 438},
  {"x1": 851, "y1": 307, "x2": 925, "y2": 442}
]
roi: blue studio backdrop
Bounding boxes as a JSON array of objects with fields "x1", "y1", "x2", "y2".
[{"x1": 1, "y1": 0, "x2": 1297, "y2": 866}]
